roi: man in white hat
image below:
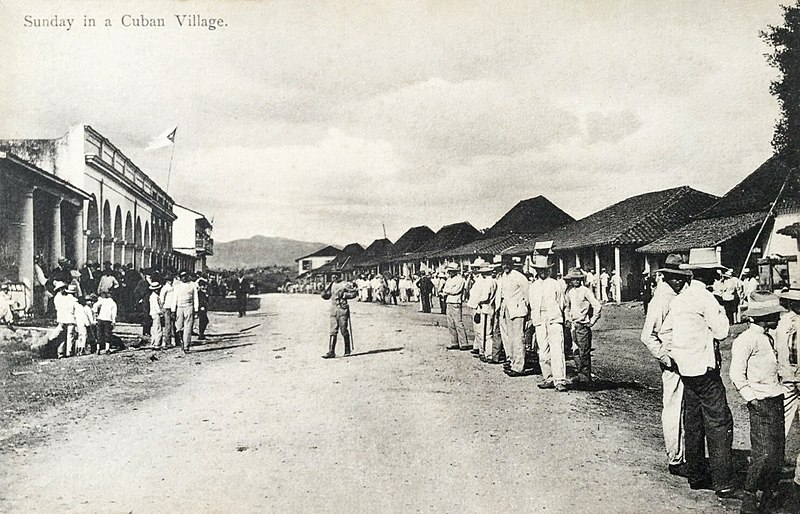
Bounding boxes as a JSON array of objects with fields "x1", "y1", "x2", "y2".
[
  {"x1": 527, "y1": 255, "x2": 565, "y2": 384},
  {"x1": 466, "y1": 265, "x2": 498, "y2": 360},
  {"x1": 442, "y1": 262, "x2": 468, "y2": 350},
  {"x1": 148, "y1": 281, "x2": 164, "y2": 348},
  {"x1": 664, "y1": 247, "x2": 735, "y2": 499},
  {"x1": 564, "y1": 267, "x2": 602, "y2": 386},
  {"x1": 498, "y1": 255, "x2": 530, "y2": 374},
  {"x1": 640, "y1": 254, "x2": 691, "y2": 477},
  {"x1": 53, "y1": 282, "x2": 78, "y2": 358},
  {"x1": 730, "y1": 291, "x2": 787, "y2": 513}
]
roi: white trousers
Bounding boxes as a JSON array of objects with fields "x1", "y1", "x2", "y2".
[
  {"x1": 500, "y1": 310, "x2": 525, "y2": 372},
  {"x1": 536, "y1": 322, "x2": 566, "y2": 384},
  {"x1": 662, "y1": 368, "x2": 685, "y2": 466}
]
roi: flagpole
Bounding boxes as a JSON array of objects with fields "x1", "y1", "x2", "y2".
[{"x1": 165, "y1": 135, "x2": 177, "y2": 194}]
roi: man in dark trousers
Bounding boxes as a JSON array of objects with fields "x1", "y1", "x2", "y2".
[
  {"x1": 417, "y1": 271, "x2": 434, "y2": 313},
  {"x1": 234, "y1": 273, "x2": 249, "y2": 317},
  {"x1": 323, "y1": 271, "x2": 358, "y2": 359}
]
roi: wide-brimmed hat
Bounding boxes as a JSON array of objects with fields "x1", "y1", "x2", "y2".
[
  {"x1": 476, "y1": 265, "x2": 494, "y2": 274},
  {"x1": 680, "y1": 248, "x2": 726, "y2": 270},
  {"x1": 149, "y1": 282, "x2": 162, "y2": 290},
  {"x1": 65, "y1": 284, "x2": 77, "y2": 294},
  {"x1": 780, "y1": 288, "x2": 800, "y2": 302},
  {"x1": 446, "y1": 263, "x2": 460, "y2": 272},
  {"x1": 53, "y1": 280, "x2": 67, "y2": 292},
  {"x1": 655, "y1": 254, "x2": 692, "y2": 276},
  {"x1": 564, "y1": 267, "x2": 586, "y2": 280},
  {"x1": 57, "y1": 256, "x2": 68, "y2": 265},
  {"x1": 529, "y1": 254, "x2": 553, "y2": 269},
  {"x1": 743, "y1": 291, "x2": 786, "y2": 318}
]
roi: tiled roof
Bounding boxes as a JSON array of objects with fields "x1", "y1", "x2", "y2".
[
  {"x1": 699, "y1": 155, "x2": 800, "y2": 218},
  {"x1": 485, "y1": 196, "x2": 575, "y2": 236},
  {"x1": 295, "y1": 244, "x2": 341, "y2": 261},
  {"x1": 403, "y1": 222, "x2": 481, "y2": 260},
  {"x1": 431, "y1": 233, "x2": 534, "y2": 258},
  {"x1": 346, "y1": 238, "x2": 394, "y2": 268},
  {"x1": 503, "y1": 186, "x2": 718, "y2": 254},
  {"x1": 637, "y1": 212, "x2": 767, "y2": 254},
  {"x1": 341, "y1": 243, "x2": 365, "y2": 255},
  {"x1": 391, "y1": 226, "x2": 436, "y2": 255}
]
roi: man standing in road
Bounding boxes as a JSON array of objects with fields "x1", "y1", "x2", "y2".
[
  {"x1": 498, "y1": 255, "x2": 529, "y2": 375},
  {"x1": 640, "y1": 254, "x2": 691, "y2": 477},
  {"x1": 323, "y1": 271, "x2": 359, "y2": 359},
  {"x1": 564, "y1": 267, "x2": 602, "y2": 385},
  {"x1": 466, "y1": 265, "x2": 497, "y2": 360},
  {"x1": 664, "y1": 248, "x2": 736, "y2": 500},
  {"x1": 173, "y1": 270, "x2": 199, "y2": 353},
  {"x1": 417, "y1": 271, "x2": 434, "y2": 313},
  {"x1": 235, "y1": 273, "x2": 249, "y2": 317},
  {"x1": 528, "y1": 255, "x2": 566, "y2": 385},
  {"x1": 442, "y1": 263, "x2": 468, "y2": 350}
]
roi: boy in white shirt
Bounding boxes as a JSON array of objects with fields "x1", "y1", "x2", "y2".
[
  {"x1": 93, "y1": 291, "x2": 117, "y2": 354},
  {"x1": 74, "y1": 296, "x2": 91, "y2": 355},
  {"x1": 149, "y1": 282, "x2": 164, "y2": 348},
  {"x1": 53, "y1": 283, "x2": 79, "y2": 358}
]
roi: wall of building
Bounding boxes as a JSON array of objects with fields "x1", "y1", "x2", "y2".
[{"x1": 297, "y1": 256, "x2": 335, "y2": 275}]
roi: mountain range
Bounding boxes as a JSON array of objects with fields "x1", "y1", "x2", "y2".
[{"x1": 208, "y1": 235, "x2": 333, "y2": 270}]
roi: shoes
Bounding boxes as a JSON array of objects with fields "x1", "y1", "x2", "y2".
[
  {"x1": 470, "y1": 349, "x2": 480, "y2": 354},
  {"x1": 739, "y1": 491, "x2": 757, "y2": 514},
  {"x1": 459, "y1": 346, "x2": 472, "y2": 351},
  {"x1": 322, "y1": 352, "x2": 336, "y2": 359},
  {"x1": 471, "y1": 353, "x2": 480, "y2": 358},
  {"x1": 537, "y1": 381, "x2": 555, "y2": 389},
  {"x1": 715, "y1": 487, "x2": 743, "y2": 500},
  {"x1": 479, "y1": 355, "x2": 487, "y2": 362},
  {"x1": 688, "y1": 478, "x2": 713, "y2": 491},
  {"x1": 668, "y1": 464, "x2": 688, "y2": 478},
  {"x1": 486, "y1": 359, "x2": 503, "y2": 365},
  {"x1": 555, "y1": 383, "x2": 568, "y2": 392},
  {"x1": 504, "y1": 369, "x2": 526, "y2": 377},
  {"x1": 446, "y1": 345, "x2": 460, "y2": 350}
]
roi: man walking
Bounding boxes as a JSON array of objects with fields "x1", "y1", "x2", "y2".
[
  {"x1": 528, "y1": 255, "x2": 566, "y2": 385},
  {"x1": 640, "y1": 254, "x2": 691, "y2": 477},
  {"x1": 776, "y1": 288, "x2": 800, "y2": 509},
  {"x1": 417, "y1": 272, "x2": 434, "y2": 313},
  {"x1": 322, "y1": 271, "x2": 358, "y2": 359},
  {"x1": 442, "y1": 263, "x2": 469, "y2": 350},
  {"x1": 498, "y1": 255, "x2": 529, "y2": 375},
  {"x1": 664, "y1": 249, "x2": 736, "y2": 499},
  {"x1": 235, "y1": 274, "x2": 249, "y2": 317}
]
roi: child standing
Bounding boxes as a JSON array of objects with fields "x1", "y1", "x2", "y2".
[
  {"x1": 0, "y1": 283, "x2": 16, "y2": 331},
  {"x1": 93, "y1": 291, "x2": 117, "y2": 354},
  {"x1": 84, "y1": 294, "x2": 98, "y2": 353},
  {"x1": 730, "y1": 291, "x2": 787, "y2": 513},
  {"x1": 53, "y1": 283, "x2": 78, "y2": 358},
  {"x1": 74, "y1": 296, "x2": 90, "y2": 355}
]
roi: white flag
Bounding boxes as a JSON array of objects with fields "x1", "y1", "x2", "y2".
[{"x1": 145, "y1": 126, "x2": 177, "y2": 151}]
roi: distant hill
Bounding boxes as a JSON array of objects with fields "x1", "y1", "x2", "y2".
[{"x1": 208, "y1": 236, "x2": 333, "y2": 270}]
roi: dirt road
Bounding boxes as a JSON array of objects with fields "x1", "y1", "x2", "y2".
[{"x1": 0, "y1": 295, "x2": 751, "y2": 512}]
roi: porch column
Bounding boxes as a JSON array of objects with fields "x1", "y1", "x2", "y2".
[
  {"x1": 558, "y1": 256, "x2": 564, "y2": 275},
  {"x1": 19, "y1": 188, "x2": 35, "y2": 312},
  {"x1": 594, "y1": 249, "x2": 601, "y2": 275},
  {"x1": 109, "y1": 239, "x2": 116, "y2": 265},
  {"x1": 614, "y1": 246, "x2": 621, "y2": 304},
  {"x1": 575, "y1": 252, "x2": 581, "y2": 268},
  {"x1": 51, "y1": 197, "x2": 63, "y2": 266},
  {"x1": 73, "y1": 206, "x2": 86, "y2": 268}
]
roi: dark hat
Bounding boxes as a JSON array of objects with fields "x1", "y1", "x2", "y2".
[{"x1": 655, "y1": 254, "x2": 692, "y2": 276}]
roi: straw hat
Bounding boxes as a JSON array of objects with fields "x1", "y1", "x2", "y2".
[
  {"x1": 53, "y1": 280, "x2": 67, "y2": 292},
  {"x1": 529, "y1": 254, "x2": 553, "y2": 269},
  {"x1": 65, "y1": 284, "x2": 77, "y2": 294},
  {"x1": 564, "y1": 267, "x2": 586, "y2": 280},
  {"x1": 680, "y1": 248, "x2": 726, "y2": 270},
  {"x1": 743, "y1": 291, "x2": 786, "y2": 318},
  {"x1": 446, "y1": 262, "x2": 460, "y2": 272},
  {"x1": 149, "y1": 282, "x2": 162, "y2": 290}
]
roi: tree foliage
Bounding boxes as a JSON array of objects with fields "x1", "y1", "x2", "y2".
[{"x1": 763, "y1": 2, "x2": 800, "y2": 157}]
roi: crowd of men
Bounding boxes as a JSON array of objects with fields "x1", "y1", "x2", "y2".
[{"x1": 320, "y1": 249, "x2": 800, "y2": 513}]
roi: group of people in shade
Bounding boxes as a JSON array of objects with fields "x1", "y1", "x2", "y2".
[
  {"x1": 642, "y1": 249, "x2": 800, "y2": 513},
  {"x1": 24, "y1": 256, "x2": 213, "y2": 356},
  {"x1": 324, "y1": 248, "x2": 800, "y2": 512}
]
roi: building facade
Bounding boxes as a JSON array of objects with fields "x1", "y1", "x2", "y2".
[{"x1": 172, "y1": 204, "x2": 214, "y2": 272}]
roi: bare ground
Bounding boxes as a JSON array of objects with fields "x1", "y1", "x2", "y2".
[{"x1": 0, "y1": 294, "x2": 798, "y2": 513}]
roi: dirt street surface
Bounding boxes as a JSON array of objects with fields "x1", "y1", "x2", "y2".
[{"x1": 1, "y1": 294, "x2": 799, "y2": 513}]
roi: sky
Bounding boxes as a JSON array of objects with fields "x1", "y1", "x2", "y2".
[{"x1": 0, "y1": 0, "x2": 789, "y2": 247}]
